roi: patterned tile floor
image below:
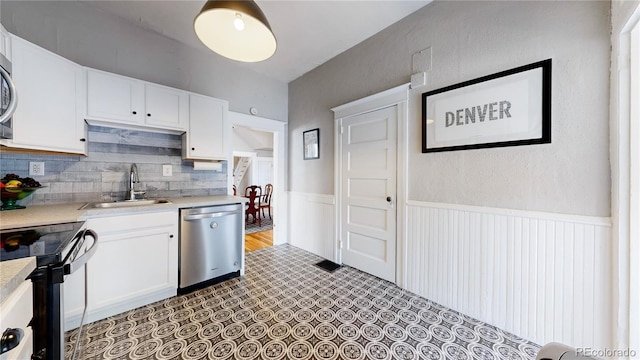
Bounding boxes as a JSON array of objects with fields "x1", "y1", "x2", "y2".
[{"x1": 65, "y1": 244, "x2": 540, "y2": 359}]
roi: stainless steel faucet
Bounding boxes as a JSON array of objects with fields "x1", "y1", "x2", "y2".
[{"x1": 128, "y1": 163, "x2": 145, "y2": 200}]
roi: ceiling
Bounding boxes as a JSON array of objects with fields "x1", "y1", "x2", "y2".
[{"x1": 81, "y1": 0, "x2": 432, "y2": 83}]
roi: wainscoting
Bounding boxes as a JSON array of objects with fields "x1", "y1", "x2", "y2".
[
  {"x1": 286, "y1": 195, "x2": 613, "y2": 349},
  {"x1": 404, "y1": 201, "x2": 613, "y2": 350},
  {"x1": 287, "y1": 191, "x2": 336, "y2": 261}
]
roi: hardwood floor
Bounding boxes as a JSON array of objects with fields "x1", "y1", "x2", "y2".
[{"x1": 245, "y1": 229, "x2": 273, "y2": 252}]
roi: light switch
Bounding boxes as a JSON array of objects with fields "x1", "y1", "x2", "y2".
[{"x1": 162, "y1": 164, "x2": 172, "y2": 177}]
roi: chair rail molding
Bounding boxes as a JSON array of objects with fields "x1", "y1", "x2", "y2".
[{"x1": 404, "y1": 200, "x2": 612, "y2": 350}]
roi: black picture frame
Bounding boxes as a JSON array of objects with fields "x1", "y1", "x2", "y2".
[
  {"x1": 422, "y1": 59, "x2": 551, "y2": 153},
  {"x1": 303, "y1": 128, "x2": 320, "y2": 160}
]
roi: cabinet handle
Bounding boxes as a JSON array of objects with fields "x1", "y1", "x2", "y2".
[
  {"x1": 0, "y1": 328, "x2": 23, "y2": 355},
  {"x1": 80, "y1": 138, "x2": 86, "y2": 142},
  {"x1": 132, "y1": 111, "x2": 137, "y2": 115},
  {"x1": 169, "y1": 235, "x2": 174, "y2": 238},
  {"x1": 192, "y1": 147, "x2": 195, "y2": 151},
  {"x1": 147, "y1": 113, "x2": 151, "y2": 117}
]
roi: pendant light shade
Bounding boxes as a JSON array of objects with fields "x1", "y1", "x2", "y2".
[{"x1": 194, "y1": 0, "x2": 277, "y2": 62}]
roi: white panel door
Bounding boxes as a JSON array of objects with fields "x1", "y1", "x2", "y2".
[{"x1": 341, "y1": 106, "x2": 397, "y2": 282}]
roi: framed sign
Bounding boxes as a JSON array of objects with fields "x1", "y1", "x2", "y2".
[
  {"x1": 422, "y1": 59, "x2": 551, "y2": 153},
  {"x1": 303, "y1": 128, "x2": 319, "y2": 160}
]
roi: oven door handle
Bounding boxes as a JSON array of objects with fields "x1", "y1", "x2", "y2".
[{"x1": 64, "y1": 229, "x2": 98, "y2": 275}]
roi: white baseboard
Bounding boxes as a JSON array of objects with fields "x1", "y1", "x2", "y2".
[{"x1": 84, "y1": 287, "x2": 176, "y2": 326}]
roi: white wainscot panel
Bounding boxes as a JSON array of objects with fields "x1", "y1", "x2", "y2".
[
  {"x1": 404, "y1": 201, "x2": 612, "y2": 350},
  {"x1": 288, "y1": 192, "x2": 336, "y2": 261}
]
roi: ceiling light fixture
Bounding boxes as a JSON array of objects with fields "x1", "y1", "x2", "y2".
[{"x1": 194, "y1": 0, "x2": 277, "y2": 63}]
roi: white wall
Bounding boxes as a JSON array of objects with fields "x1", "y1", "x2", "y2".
[
  {"x1": 288, "y1": 192, "x2": 335, "y2": 260},
  {"x1": 289, "y1": 1, "x2": 610, "y2": 217},
  {"x1": 0, "y1": 1, "x2": 288, "y2": 121}
]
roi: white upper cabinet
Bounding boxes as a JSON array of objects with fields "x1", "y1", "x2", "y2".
[
  {"x1": 86, "y1": 68, "x2": 187, "y2": 132},
  {"x1": 144, "y1": 83, "x2": 188, "y2": 130},
  {"x1": 86, "y1": 69, "x2": 144, "y2": 126},
  {"x1": 182, "y1": 93, "x2": 229, "y2": 160},
  {"x1": 9, "y1": 35, "x2": 87, "y2": 154}
]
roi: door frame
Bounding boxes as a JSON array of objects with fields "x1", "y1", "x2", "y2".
[
  {"x1": 332, "y1": 83, "x2": 409, "y2": 284},
  {"x1": 611, "y1": 3, "x2": 640, "y2": 352},
  {"x1": 228, "y1": 111, "x2": 288, "y2": 246}
]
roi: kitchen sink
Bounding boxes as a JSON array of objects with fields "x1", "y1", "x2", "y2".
[{"x1": 79, "y1": 199, "x2": 172, "y2": 210}]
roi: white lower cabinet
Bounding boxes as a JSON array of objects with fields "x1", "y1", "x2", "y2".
[
  {"x1": 66, "y1": 211, "x2": 178, "y2": 326},
  {"x1": 0, "y1": 281, "x2": 33, "y2": 360},
  {"x1": 63, "y1": 256, "x2": 86, "y2": 330}
]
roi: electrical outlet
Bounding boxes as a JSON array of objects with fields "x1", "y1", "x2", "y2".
[
  {"x1": 162, "y1": 164, "x2": 172, "y2": 177},
  {"x1": 30, "y1": 241, "x2": 45, "y2": 256},
  {"x1": 29, "y1": 162, "x2": 45, "y2": 176}
]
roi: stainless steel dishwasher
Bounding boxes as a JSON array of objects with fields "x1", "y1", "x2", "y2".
[{"x1": 179, "y1": 203, "x2": 243, "y2": 292}]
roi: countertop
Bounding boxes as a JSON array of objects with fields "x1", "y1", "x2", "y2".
[
  {"x1": 0, "y1": 195, "x2": 247, "y2": 230},
  {"x1": 0, "y1": 195, "x2": 247, "y2": 301},
  {"x1": 0, "y1": 257, "x2": 36, "y2": 303}
]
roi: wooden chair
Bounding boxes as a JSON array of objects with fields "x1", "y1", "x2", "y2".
[
  {"x1": 244, "y1": 185, "x2": 262, "y2": 227},
  {"x1": 260, "y1": 183, "x2": 273, "y2": 219}
]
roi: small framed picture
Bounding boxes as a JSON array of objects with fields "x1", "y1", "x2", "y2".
[{"x1": 303, "y1": 128, "x2": 320, "y2": 160}]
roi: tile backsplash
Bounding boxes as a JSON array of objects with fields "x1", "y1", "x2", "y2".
[{"x1": 0, "y1": 125, "x2": 228, "y2": 206}]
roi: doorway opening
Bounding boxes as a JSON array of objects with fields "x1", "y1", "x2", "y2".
[{"x1": 228, "y1": 112, "x2": 287, "y2": 253}]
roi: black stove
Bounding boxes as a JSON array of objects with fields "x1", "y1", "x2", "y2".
[
  {"x1": 1, "y1": 221, "x2": 86, "y2": 266},
  {"x1": 0, "y1": 221, "x2": 97, "y2": 360}
]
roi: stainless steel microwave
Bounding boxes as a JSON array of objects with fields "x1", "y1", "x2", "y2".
[{"x1": 0, "y1": 52, "x2": 17, "y2": 139}]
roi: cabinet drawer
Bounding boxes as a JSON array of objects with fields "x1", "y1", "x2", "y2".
[{"x1": 0, "y1": 281, "x2": 33, "y2": 360}]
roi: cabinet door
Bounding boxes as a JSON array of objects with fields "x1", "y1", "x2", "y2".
[
  {"x1": 84, "y1": 211, "x2": 178, "y2": 324},
  {"x1": 10, "y1": 36, "x2": 87, "y2": 154},
  {"x1": 86, "y1": 69, "x2": 144, "y2": 126},
  {"x1": 144, "y1": 83, "x2": 188, "y2": 131},
  {"x1": 63, "y1": 262, "x2": 85, "y2": 331},
  {"x1": 184, "y1": 93, "x2": 228, "y2": 160}
]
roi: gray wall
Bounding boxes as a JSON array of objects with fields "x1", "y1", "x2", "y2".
[
  {"x1": 288, "y1": 1, "x2": 611, "y2": 217},
  {"x1": 1, "y1": 1, "x2": 288, "y2": 122}
]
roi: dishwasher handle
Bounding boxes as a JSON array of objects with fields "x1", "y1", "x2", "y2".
[{"x1": 183, "y1": 210, "x2": 242, "y2": 221}]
